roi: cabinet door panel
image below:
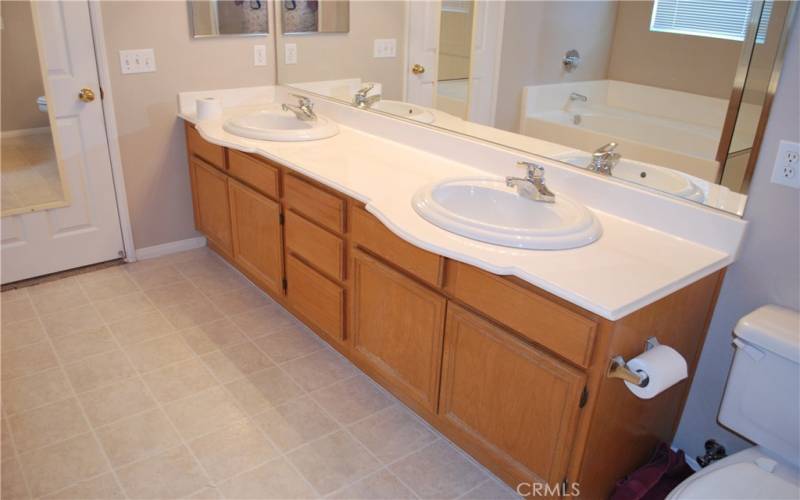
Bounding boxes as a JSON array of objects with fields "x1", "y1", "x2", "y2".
[
  {"x1": 191, "y1": 158, "x2": 232, "y2": 255},
  {"x1": 228, "y1": 179, "x2": 283, "y2": 295},
  {"x1": 440, "y1": 304, "x2": 586, "y2": 485},
  {"x1": 351, "y1": 249, "x2": 446, "y2": 412}
]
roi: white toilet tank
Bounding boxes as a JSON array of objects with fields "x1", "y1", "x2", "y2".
[{"x1": 719, "y1": 305, "x2": 800, "y2": 467}]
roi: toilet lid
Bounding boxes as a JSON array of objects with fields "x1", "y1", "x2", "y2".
[{"x1": 679, "y1": 462, "x2": 799, "y2": 499}]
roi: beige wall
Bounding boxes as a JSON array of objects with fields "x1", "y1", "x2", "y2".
[
  {"x1": 100, "y1": 1, "x2": 275, "y2": 249},
  {"x1": 607, "y1": 1, "x2": 741, "y2": 99},
  {"x1": 494, "y1": 1, "x2": 617, "y2": 131},
  {"x1": 674, "y1": 16, "x2": 799, "y2": 459},
  {"x1": 1, "y1": 0, "x2": 49, "y2": 132},
  {"x1": 276, "y1": 1, "x2": 406, "y2": 100}
]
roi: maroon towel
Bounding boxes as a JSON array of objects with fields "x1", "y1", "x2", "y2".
[{"x1": 610, "y1": 442, "x2": 695, "y2": 500}]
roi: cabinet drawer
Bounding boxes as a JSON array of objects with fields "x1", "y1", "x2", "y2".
[
  {"x1": 285, "y1": 211, "x2": 344, "y2": 281},
  {"x1": 227, "y1": 150, "x2": 279, "y2": 200},
  {"x1": 445, "y1": 261, "x2": 597, "y2": 367},
  {"x1": 284, "y1": 175, "x2": 345, "y2": 234},
  {"x1": 286, "y1": 254, "x2": 344, "y2": 342},
  {"x1": 351, "y1": 206, "x2": 442, "y2": 287},
  {"x1": 186, "y1": 124, "x2": 225, "y2": 170}
]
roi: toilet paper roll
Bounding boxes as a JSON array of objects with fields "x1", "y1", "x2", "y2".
[
  {"x1": 196, "y1": 97, "x2": 223, "y2": 120},
  {"x1": 624, "y1": 344, "x2": 688, "y2": 399}
]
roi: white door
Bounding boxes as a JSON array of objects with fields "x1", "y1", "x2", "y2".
[
  {"x1": 406, "y1": 0, "x2": 441, "y2": 107},
  {"x1": 1, "y1": 0, "x2": 124, "y2": 284},
  {"x1": 467, "y1": 0, "x2": 504, "y2": 126}
]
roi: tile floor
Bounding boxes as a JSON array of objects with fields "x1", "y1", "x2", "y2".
[
  {"x1": 1, "y1": 247, "x2": 520, "y2": 499},
  {"x1": 1, "y1": 131, "x2": 65, "y2": 215}
]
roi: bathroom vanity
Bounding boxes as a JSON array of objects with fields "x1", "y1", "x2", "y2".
[{"x1": 180, "y1": 92, "x2": 743, "y2": 497}]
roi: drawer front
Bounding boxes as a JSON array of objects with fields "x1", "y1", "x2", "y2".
[
  {"x1": 445, "y1": 262, "x2": 597, "y2": 367},
  {"x1": 285, "y1": 211, "x2": 344, "y2": 281},
  {"x1": 227, "y1": 150, "x2": 279, "y2": 200},
  {"x1": 186, "y1": 125, "x2": 225, "y2": 170},
  {"x1": 284, "y1": 175, "x2": 345, "y2": 234},
  {"x1": 286, "y1": 254, "x2": 344, "y2": 342},
  {"x1": 351, "y1": 206, "x2": 442, "y2": 287}
]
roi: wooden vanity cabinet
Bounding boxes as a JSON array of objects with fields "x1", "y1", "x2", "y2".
[
  {"x1": 228, "y1": 179, "x2": 283, "y2": 295},
  {"x1": 350, "y1": 249, "x2": 446, "y2": 413},
  {"x1": 185, "y1": 128, "x2": 726, "y2": 498},
  {"x1": 189, "y1": 158, "x2": 232, "y2": 256},
  {"x1": 440, "y1": 304, "x2": 586, "y2": 486}
]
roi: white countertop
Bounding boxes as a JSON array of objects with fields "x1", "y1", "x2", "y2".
[{"x1": 180, "y1": 88, "x2": 746, "y2": 321}]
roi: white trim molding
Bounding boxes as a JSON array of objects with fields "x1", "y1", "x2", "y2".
[
  {"x1": 135, "y1": 236, "x2": 207, "y2": 261},
  {"x1": 87, "y1": 0, "x2": 137, "y2": 262}
]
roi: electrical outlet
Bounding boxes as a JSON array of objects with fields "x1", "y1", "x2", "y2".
[
  {"x1": 770, "y1": 140, "x2": 800, "y2": 189},
  {"x1": 284, "y1": 43, "x2": 297, "y2": 65},
  {"x1": 373, "y1": 39, "x2": 397, "y2": 58},
  {"x1": 254, "y1": 45, "x2": 267, "y2": 66},
  {"x1": 119, "y1": 49, "x2": 156, "y2": 74}
]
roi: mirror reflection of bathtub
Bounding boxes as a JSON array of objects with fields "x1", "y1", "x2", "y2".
[{"x1": 519, "y1": 80, "x2": 759, "y2": 183}]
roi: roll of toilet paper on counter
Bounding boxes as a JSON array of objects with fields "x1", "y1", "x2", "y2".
[
  {"x1": 624, "y1": 345, "x2": 688, "y2": 399},
  {"x1": 196, "y1": 97, "x2": 223, "y2": 120}
]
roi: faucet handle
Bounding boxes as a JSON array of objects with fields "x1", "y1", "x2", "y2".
[
  {"x1": 356, "y1": 83, "x2": 375, "y2": 96},
  {"x1": 594, "y1": 142, "x2": 617, "y2": 155},
  {"x1": 290, "y1": 94, "x2": 312, "y2": 107},
  {"x1": 516, "y1": 161, "x2": 545, "y2": 179}
]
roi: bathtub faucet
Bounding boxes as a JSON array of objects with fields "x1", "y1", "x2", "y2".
[
  {"x1": 588, "y1": 142, "x2": 621, "y2": 176},
  {"x1": 569, "y1": 92, "x2": 588, "y2": 103}
]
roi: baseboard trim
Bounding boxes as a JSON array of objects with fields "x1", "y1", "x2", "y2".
[
  {"x1": 1, "y1": 127, "x2": 51, "y2": 139},
  {"x1": 134, "y1": 236, "x2": 207, "y2": 261}
]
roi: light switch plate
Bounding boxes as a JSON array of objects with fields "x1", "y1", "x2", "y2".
[
  {"x1": 770, "y1": 140, "x2": 800, "y2": 189},
  {"x1": 284, "y1": 43, "x2": 297, "y2": 65},
  {"x1": 373, "y1": 39, "x2": 397, "y2": 58},
  {"x1": 254, "y1": 45, "x2": 267, "y2": 66},
  {"x1": 119, "y1": 49, "x2": 156, "y2": 74}
]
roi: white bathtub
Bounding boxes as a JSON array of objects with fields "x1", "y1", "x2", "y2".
[{"x1": 519, "y1": 80, "x2": 729, "y2": 182}]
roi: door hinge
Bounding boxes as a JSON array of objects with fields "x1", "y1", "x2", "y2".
[
  {"x1": 279, "y1": 213, "x2": 285, "y2": 225},
  {"x1": 579, "y1": 385, "x2": 588, "y2": 408},
  {"x1": 282, "y1": 278, "x2": 288, "y2": 292}
]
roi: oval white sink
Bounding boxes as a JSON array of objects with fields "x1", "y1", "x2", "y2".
[
  {"x1": 412, "y1": 178, "x2": 602, "y2": 250},
  {"x1": 223, "y1": 109, "x2": 339, "y2": 142},
  {"x1": 371, "y1": 100, "x2": 435, "y2": 124},
  {"x1": 558, "y1": 153, "x2": 704, "y2": 202}
]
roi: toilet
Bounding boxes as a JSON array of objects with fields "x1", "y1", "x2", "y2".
[{"x1": 668, "y1": 305, "x2": 800, "y2": 499}]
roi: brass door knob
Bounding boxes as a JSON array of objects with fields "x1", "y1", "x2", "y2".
[
  {"x1": 78, "y1": 88, "x2": 96, "y2": 103},
  {"x1": 411, "y1": 64, "x2": 425, "y2": 75}
]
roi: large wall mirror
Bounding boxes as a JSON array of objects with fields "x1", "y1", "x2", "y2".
[
  {"x1": 189, "y1": 0, "x2": 269, "y2": 37},
  {"x1": 277, "y1": 0, "x2": 797, "y2": 216}
]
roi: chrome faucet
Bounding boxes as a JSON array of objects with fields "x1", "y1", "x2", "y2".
[
  {"x1": 569, "y1": 92, "x2": 588, "y2": 103},
  {"x1": 282, "y1": 94, "x2": 317, "y2": 121},
  {"x1": 506, "y1": 161, "x2": 555, "y2": 203},
  {"x1": 353, "y1": 83, "x2": 381, "y2": 109},
  {"x1": 587, "y1": 142, "x2": 620, "y2": 175}
]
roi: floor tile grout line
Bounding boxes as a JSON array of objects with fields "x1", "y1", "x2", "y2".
[
  {"x1": 168, "y1": 260, "x2": 327, "y2": 500},
  {"x1": 1, "y1": 385, "x2": 36, "y2": 499},
  {"x1": 77, "y1": 278, "x2": 226, "y2": 498},
  {"x1": 20, "y1": 311, "x2": 130, "y2": 500}
]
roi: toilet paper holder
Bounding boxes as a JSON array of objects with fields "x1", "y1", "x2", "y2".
[{"x1": 607, "y1": 337, "x2": 660, "y2": 388}]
